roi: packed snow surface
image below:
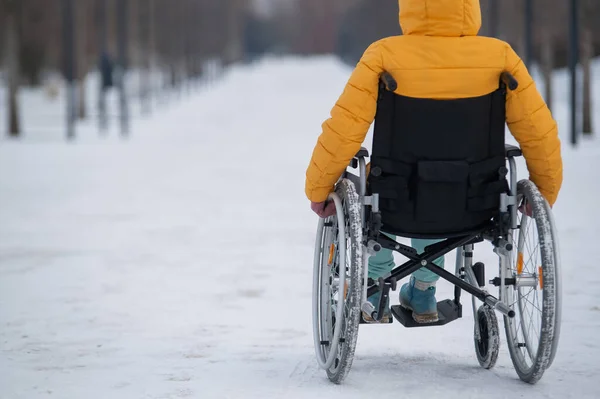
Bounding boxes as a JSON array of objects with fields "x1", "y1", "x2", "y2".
[{"x1": 1, "y1": 56, "x2": 599, "y2": 398}]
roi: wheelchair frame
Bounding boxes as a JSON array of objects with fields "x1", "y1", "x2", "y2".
[
  {"x1": 350, "y1": 146, "x2": 518, "y2": 324},
  {"x1": 313, "y1": 145, "x2": 561, "y2": 384}
]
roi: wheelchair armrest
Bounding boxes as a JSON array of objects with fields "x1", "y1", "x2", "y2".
[
  {"x1": 355, "y1": 147, "x2": 369, "y2": 159},
  {"x1": 505, "y1": 144, "x2": 523, "y2": 158}
]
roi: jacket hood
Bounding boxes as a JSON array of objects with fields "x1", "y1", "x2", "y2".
[{"x1": 399, "y1": 0, "x2": 481, "y2": 37}]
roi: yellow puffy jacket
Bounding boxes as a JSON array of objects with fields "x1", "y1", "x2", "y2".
[{"x1": 305, "y1": 0, "x2": 563, "y2": 206}]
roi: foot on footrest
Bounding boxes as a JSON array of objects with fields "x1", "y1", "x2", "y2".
[
  {"x1": 391, "y1": 299, "x2": 462, "y2": 328},
  {"x1": 360, "y1": 311, "x2": 393, "y2": 324}
]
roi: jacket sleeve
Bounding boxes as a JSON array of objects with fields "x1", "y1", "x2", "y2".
[
  {"x1": 505, "y1": 45, "x2": 563, "y2": 206},
  {"x1": 305, "y1": 42, "x2": 384, "y2": 202}
]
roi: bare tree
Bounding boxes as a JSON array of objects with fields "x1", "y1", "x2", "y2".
[
  {"x1": 582, "y1": 0, "x2": 595, "y2": 135},
  {"x1": 537, "y1": 0, "x2": 557, "y2": 110},
  {"x1": 76, "y1": 0, "x2": 90, "y2": 119},
  {"x1": 4, "y1": 0, "x2": 20, "y2": 137},
  {"x1": 581, "y1": 28, "x2": 593, "y2": 135},
  {"x1": 224, "y1": 0, "x2": 246, "y2": 64},
  {"x1": 138, "y1": 0, "x2": 152, "y2": 113},
  {"x1": 540, "y1": 33, "x2": 554, "y2": 110}
]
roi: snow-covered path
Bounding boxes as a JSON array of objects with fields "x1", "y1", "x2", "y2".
[{"x1": 1, "y1": 57, "x2": 599, "y2": 399}]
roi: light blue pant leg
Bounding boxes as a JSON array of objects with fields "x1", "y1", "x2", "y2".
[
  {"x1": 367, "y1": 235, "x2": 445, "y2": 283},
  {"x1": 367, "y1": 234, "x2": 396, "y2": 281},
  {"x1": 366, "y1": 233, "x2": 395, "y2": 308}
]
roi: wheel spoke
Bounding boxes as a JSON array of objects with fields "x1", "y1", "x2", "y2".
[
  {"x1": 521, "y1": 289, "x2": 543, "y2": 313},
  {"x1": 503, "y1": 182, "x2": 559, "y2": 383}
]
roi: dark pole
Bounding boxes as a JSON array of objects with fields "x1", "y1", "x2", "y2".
[
  {"x1": 149, "y1": 0, "x2": 156, "y2": 102},
  {"x1": 139, "y1": 0, "x2": 151, "y2": 114},
  {"x1": 5, "y1": 0, "x2": 21, "y2": 137},
  {"x1": 569, "y1": 0, "x2": 579, "y2": 146},
  {"x1": 117, "y1": 0, "x2": 130, "y2": 136},
  {"x1": 62, "y1": 0, "x2": 76, "y2": 140},
  {"x1": 489, "y1": 0, "x2": 499, "y2": 38},
  {"x1": 524, "y1": 0, "x2": 534, "y2": 67},
  {"x1": 98, "y1": 0, "x2": 108, "y2": 132}
]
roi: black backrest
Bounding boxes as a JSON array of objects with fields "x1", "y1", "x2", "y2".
[{"x1": 369, "y1": 79, "x2": 509, "y2": 237}]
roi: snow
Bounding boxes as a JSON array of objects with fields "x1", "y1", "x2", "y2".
[{"x1": 1, "y1": 56, "x2": 600, "y2": 398}]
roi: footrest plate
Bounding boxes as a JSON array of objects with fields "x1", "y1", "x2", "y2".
[{"x1": 391, "y1": 299, "x2": 462, "y2": 328}]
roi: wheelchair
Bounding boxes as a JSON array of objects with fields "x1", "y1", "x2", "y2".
[{"x1": 312, "y1": 72, "x2": 561, "y2": 385}]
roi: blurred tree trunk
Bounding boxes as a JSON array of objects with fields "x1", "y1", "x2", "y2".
[
  {"x1": 76, "y1": 0, "x2": 88, "y2": 120},
  {"x1": 4, "y1": 0, "x2": 20, "y2": 137},
  {"x1": 148, "y1": 0, "x2": 156, "y2": 76},
  {"x1": 96, "y1": 0, "x2": 109, "y2": 131},
  {"x1": 136, "y1": 0, "x2": 151, "y2": 113},
  {"x1": 541, "y1": 34, "x2": 554, "y2": 111},
  {"x1": 139, "y1": 0, "x2": 152, "y2": 113},
  {"x1": 168, "y1": 1, "x2": 179, "y2": 91},
  {"x1": 581, "y1": 0, "x2": 596, "y2": 136},
  {"x1": 224, "y1": 0, "x2": 244, "y2": 65},
  {"x1": 582, "y1": 28, "x2": 593, "y2": 135},
  {"x1": 184, "y1": 0, "x2": 196, "y2": 87}
]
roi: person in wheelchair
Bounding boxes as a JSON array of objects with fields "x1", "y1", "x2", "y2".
[{"x1": 306, "y1": 0, "x2": 562, "y2": 324}]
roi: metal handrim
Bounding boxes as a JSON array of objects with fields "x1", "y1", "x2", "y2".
[{"x1": 312, "y1": 193, "x2": 347, "y2": 370}]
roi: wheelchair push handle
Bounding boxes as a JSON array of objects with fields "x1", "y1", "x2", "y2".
[
  {"x1": 380, "y1": 72, "x2": 398, "y2": 92},
  {"x1": 380, "y1": 71, "x2": 517, "y2": 92},
  {"x1": 501, "y1": 72, "x2": 519, "y2": 91}
]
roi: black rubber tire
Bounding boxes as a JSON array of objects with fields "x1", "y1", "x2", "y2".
[
  {"x1": 503, "y1": 180, "x2": 559, "y2": 384},
  {"x1": 474, "y1": 305, "x2": 500, "y2": 370},
  {"x1": 325, "y1": 179, "x2": 363, "y2": 384}
]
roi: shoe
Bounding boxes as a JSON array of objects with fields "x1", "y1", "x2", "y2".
[
  {"x1": 362, "y1": 291, "x2": 391, "y2": 323},
  {"x1": 399, "y1": 277, "x2": 439, "y2": 323}
]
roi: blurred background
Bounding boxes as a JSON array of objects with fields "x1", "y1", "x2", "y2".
[
  {"x1": 2, "y1": 2, "x2": 600, "y2": 398},
  {"x1": 0, "y1": 0, "x2": 598, "y2": 142}
]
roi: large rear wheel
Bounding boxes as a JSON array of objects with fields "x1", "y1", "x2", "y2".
[
  {"x1": 503, "y1": 180, "x2": 561, "y2": 384},
  {"x1": 312, "y1": 179, "x2": 363, "y2": 384}
]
